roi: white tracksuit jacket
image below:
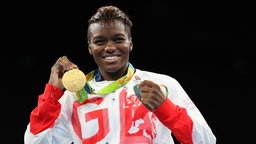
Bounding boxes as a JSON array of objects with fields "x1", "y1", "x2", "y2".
[{"x1": 24, "y1": 69, "x2": 216, "y2": 144}]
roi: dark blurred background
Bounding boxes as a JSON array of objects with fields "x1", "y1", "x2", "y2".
[{"x1": 3, "y1": 0, "x2": 254, "y2": 143}]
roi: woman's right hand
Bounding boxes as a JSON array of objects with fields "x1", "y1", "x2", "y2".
[{"x1": 48, "y1": 56, "x2": 78, "y2": 90}]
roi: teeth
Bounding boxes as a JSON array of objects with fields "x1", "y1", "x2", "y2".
[{"x1": 105, "y1": 56, "x2": 116, "y2": 60}]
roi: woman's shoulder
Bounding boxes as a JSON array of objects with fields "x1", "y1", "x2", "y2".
[{"x1": 134, "y1": 68, "x2": 178, "y2": 83}]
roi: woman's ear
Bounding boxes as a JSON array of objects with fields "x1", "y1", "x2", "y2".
[
  {"x1": 129, "y1": 46, "x2": 133, "y2": 52},
  {"x1": 129, "y1": 38, "x2": 133, "y2": 52},
  {"x1": 88, "y1": 41, "x2": 92, "y2": 55},
  {"x1": 88, "y1": 48, "x2": 92, "y2": 55}
]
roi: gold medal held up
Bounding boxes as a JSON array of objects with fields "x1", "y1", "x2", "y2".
[{"x1": 62, "y1": 69, "x2": 86, "y2": 92}]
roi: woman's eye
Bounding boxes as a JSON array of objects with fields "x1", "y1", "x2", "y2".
[
  {"x1": 94, "y1": 39, "x2": 105, "y2": 45},
  {"x1": 114, "y1": 38, "x2": 125, "y2": 43}
]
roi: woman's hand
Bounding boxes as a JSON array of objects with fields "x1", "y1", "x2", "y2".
[
  {"x1": 48, "y1": 56, "x2": 78, "y2": 90},
  {"x1": 138, "y1": 80, "x2": 167, "y2": 110}
]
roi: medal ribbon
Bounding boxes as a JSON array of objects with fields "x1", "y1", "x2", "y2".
[{"x1": 76, "y1": 63, "x2": 135, "y2": 103}]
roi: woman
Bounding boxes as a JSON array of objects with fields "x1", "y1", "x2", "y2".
[{"x1": 24, "y1": 5, "x2": 216, "y2": 144}]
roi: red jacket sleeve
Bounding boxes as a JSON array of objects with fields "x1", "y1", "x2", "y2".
[
  {"x1": 153, "y1": 98, "x2": 194, "y2": 144},
  {"x1": 30, "y1": 84, "x2": 64, "y2": 135}
]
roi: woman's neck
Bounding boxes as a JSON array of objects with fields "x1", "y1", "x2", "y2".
[{"x1": 99, "y1": 65, "x2": 128, "y2": 81}]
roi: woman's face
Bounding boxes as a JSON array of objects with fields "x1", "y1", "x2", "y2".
[{"x1": 88, "y1": 20, "x2": 133, "y2": 75}]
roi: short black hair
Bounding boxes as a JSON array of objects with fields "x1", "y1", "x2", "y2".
[{"x1": 87, "y1": 5, "x2": 133, "y2": 41}]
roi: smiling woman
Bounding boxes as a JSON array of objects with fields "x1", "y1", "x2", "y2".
[
  {"x1": 87, "y1": 19, "x2": 132, "y2": 80},
  {"x1": 24, "y1": 5, "x2": 216, "y2": 144}
]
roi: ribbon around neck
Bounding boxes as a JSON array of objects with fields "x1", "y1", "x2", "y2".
[{"x1": 76, "y1": 63, "x2": 135, "y2": 103}]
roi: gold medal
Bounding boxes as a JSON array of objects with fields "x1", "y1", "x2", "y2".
[{"x1": 62, "y1": 69, "x2": 86, "y2": 92}]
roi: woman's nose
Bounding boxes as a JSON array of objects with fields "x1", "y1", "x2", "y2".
[{"x1": 104, "y1": 41, "x2": 116, "y2": 51}]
